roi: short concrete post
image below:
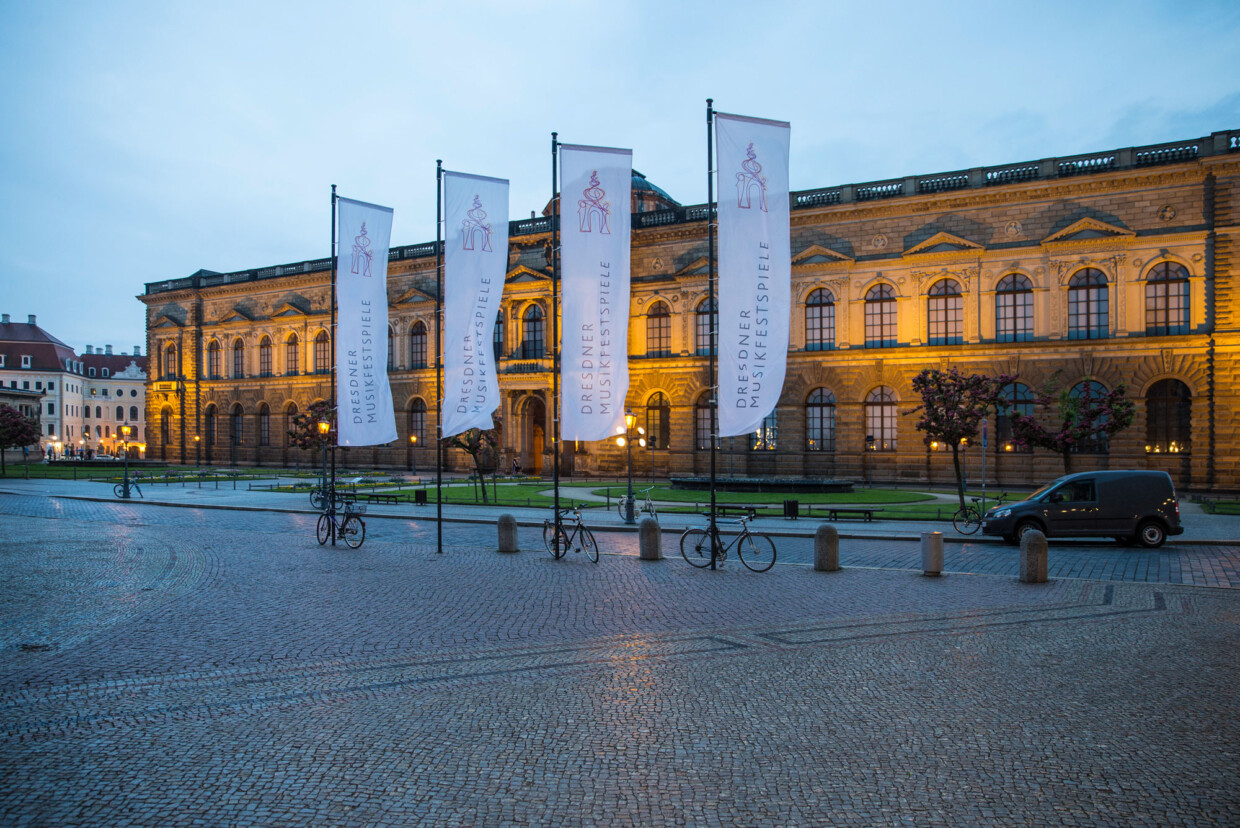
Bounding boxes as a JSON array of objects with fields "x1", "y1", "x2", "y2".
[
  {"x1": 814, "y1": 524, "x2": 839, "y2": 571},
  {"x1": 497, "y1": 513, "x2": 518, "y2": 553},
  {"x1": 1019, "y1": 530, "x2": 1048, "y2": 583},
  {"x1": 638, "y1": 517, "x2": 662, "y2": 560},
  {"x1": 921, "y1": 531, "x2": 943, "y2": 577}
]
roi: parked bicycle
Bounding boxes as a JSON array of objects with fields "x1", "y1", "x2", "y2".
[
  {"x1": 114, "y1": 474, "x2": 143, "y2": 499},
  {"x1": 617, "y1": 486, "x2": 659, "y2": 524},
  {"x1": 309, "y1": 483, "x2": 344, "y2": 510},
  {"x1": 680, "y1": 513, "x2": 776, "y2": 572},
  {"x1": 543, "y1": 506, "x2": 599, "y2": 563},
  {"x1": 317, "y1": 497, "x2": 366, "y2": 549},
  {"x1": 952, "y1": 491, "x2": 1008, "y2": 535}
]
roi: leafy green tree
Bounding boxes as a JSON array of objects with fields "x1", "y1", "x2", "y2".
[
  {"x1": 908, "y1": 368, "x2": 1014, "y2": 510},
  {"x1": 0, "y1": 405, "x2": 41, "y2": 476},
  {"x1": 1009, "y1": 374, "x2": 1136, "y2": 474}
]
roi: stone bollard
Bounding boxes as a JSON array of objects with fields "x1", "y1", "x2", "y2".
[
  {"x1": 638, "y1": 516, "x2": 662, "y2": 560},
  {"x1": 921, "y1": 531, "x2": 943, "y2": 577},
  {"x1": 1019, "y1": 529, "x2": 1048, "y2": 583},
  {"x1": 814, "y1": 524, "x2": 840, "y2": 571},
  {"x1": 497, "y1": 513, "x2": 518, "y2": 553}
]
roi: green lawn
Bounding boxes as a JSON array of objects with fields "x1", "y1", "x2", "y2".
[{"x1": 586, "y1": 485, "x2": 935, "y2": 505}]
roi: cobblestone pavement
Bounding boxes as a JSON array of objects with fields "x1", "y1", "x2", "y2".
[{"x1": 2, "y1": 495, "x2": 1239, "y2": 825}]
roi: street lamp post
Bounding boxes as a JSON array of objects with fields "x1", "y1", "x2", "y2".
[
  {"x1": 317, "y1": 419, "x2": 330, "y2": 496},
  {"x1": 409, "y1": 434, "x2": 418, "y2": 474},
  {"x1": 615, "y1": 409, "x2": 645, "y2": 524},
  {"x1": 194, "y1": 435, "x2": 201, "y2": 467},
  {"x1": 120, "y1": 425, "x2": 132, "y2": 498},
  {"x1": 864, "y1": 434, "x2": 875, "y2": 487}
]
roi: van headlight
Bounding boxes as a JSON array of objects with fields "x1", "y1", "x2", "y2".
[{"x1": 991, "y1": 508, "x2": 1011, "y2": 519}]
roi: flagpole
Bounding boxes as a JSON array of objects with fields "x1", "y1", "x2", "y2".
[
  {"x1": 706, "y1": 99, "x2": 718, "y2": 569},
  {"x1": 435, "y1": 160, "x2": 444, "y2": 555},
  {"x1": 551, "y1": 133, "x2": 561, "y2": 519},
  {"x1": 330, "y1": 184, "x2": 339, "y2": 547}
]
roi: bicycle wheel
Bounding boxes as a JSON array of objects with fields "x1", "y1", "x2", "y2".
[
  {"x1": 543, "y1": 521, "x2": 568, "y2": 559},
  {"x1": 645, "y1": 503, "x2": 659, "y2": 525},
  {"x1": 738, "y1": 532, "x2": 777, "y2": 573},
  {"x1": 316, "y1": 513, "x2": 332, "y2": 545},
  {"x1": 579, "y1": 526, "x2": 599, "y2": 563},
  {"x1": 680, "y1": 528, "x2": 714, "y2": 568},
  {"x1": 953, "y1": 507, "x2": 981, "y2": 534},
  {"x1": 617, "y1": 498, "x2": 629, "y2": 521},
  {"x1": 310, "y1": 488, "x2": 326, "y2": 510},
  {"x1": 341, "y1": 516, "x2": 366, "y2": 549}
]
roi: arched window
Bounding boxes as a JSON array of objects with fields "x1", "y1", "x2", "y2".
[
  {"x1": 695, "y1": 298, "x2": 715, "y2": 356},
  {"x1": 646, "y1": 392, "x2": 670, "y2": 450},
  {"x1": 314, "y1": 331, "x2": 330, "y2": 374},
  {"x1": 258, "y1": 404, "x2": 271, "y2": 446},
  {"x1": 163, "y1": 343, "x2": 179, "y2": 379},
  {"x1": 1069, "y1": 380, "x2": 1112, "y2": 453},
  {"x1": 387, "y1": 325, "x2": 395, "y2": 370},
  {"x1": 1068, "y1": 268, "x2": 1108, "y2": 340},
  {"x1": 410, "y1": 322, "x2": 428, "y2": 368},
  {"x1": 522, "y1": 305, "x2": 545, "y2": 359},
  {"x1": 129, "y1": 406, "x2": 139, "y2": 421},
  {"x1": 864, "y1": 285, "x2": 897, "y2": 348},
  {"x1": 751, "y1": 410, "x2": 777, "y2": 451},
  {"x1": 206, "y1": 340, "x2": 221, "y2": 379},
  {"x1": 160, "y1": 407, "x2": 172, "y2": 447},
  {"x1": 805, "y1": 289, "x2": 835, "y2": 351},
  {"x1": 806, "y1": 389, "x2": 835, "y2": 451},
  {"x1": 996, "y1": 382, "x2": 1035, "y2": 452},
  {"x1": 285, "y1": 333, "x2": 299, "y2": 375},
  {"x1": 84, "y1": 406, "x2": 91, "y2": 420},
  {"x1": 493, "y1": 311, "x2": 505, "y2": 361},
  {"x1": 204, "y1": 406, "x2": 217, "y2": 448},
  {"x1": 1146, "y1": 263, "x2": 1189, "y2": 336},
  {"x1": 230, "y1": 404, "x2": 244, "y2": 446},
  {"x1": 104, "y1": 425, "x2": 110, "y2": 438},
  {"x1": 115, "y1": 405, "x2": 124, "y2": 420},
  {"x1": 646, "y1": 301, "x2": 671, "y2": 357},
  {"x1": 995, "y1": 274, "x2": 1033, "y2": 343},
  {"x1": 865, "y1": 387, "x2": 897, "y2": 451},
  {"x1": 409, "y1": 399, "x2": 427, "y2": 443},
  {"x1": 284, "y1": 403, "x2": 298, "y2": 447},
  {"x1": 694, "y1": 392, "x2": 713, "y2": 450},
  {"x1": 232, "y1": 338, "x2": 245, "y2": 378},
  {"x1": 1146, "y1": 379, "x2": 1191, "y2": 454},
  {"x1": 259, "y1": 337, "x2": 273, "y2": 377},
  {"x1": 927, "y1": 279, "x2": 963, "y2": 345}
]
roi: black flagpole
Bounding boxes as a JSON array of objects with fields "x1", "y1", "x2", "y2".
[
  {"x1": 551, "y1": 133, "x2": 561, "y2": 519},
  {"x1": 707, "y1": 99, "x2": 718, "y2": 570},
  {"x1": 330, "y1": 183, "x2": 339, "y2": 547},
  {"x1": 435, "y1": 160, "x2": 444, "y2": 555}
]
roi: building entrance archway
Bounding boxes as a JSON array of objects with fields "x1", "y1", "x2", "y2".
[{"x1": 521, "y1": 395, "x2": 546, "y2": 476}]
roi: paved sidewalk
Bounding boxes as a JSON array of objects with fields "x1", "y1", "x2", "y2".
[
  {"x1": 4, "y1": 475, "x2": 1237, "y2": 544},
  {"x1": 1, "y1": 498, "x2": 1238, "y2": 826}
]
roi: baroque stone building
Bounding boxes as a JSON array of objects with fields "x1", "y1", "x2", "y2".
[{"x1": 141, "y1": 130, "x2": 1240, "y2": 490}]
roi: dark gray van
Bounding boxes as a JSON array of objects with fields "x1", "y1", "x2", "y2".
[{"x1": 982, "y1": 470, "x2": 1183, "y2": 548}]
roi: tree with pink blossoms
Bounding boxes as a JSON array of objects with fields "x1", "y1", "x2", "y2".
[
  {"x1": 0, "y1": 404, "x2": 41, "y2": 476},
  {"x1": 908, "y1": 368, "x2": 1015, "y2": 511},
  {"x1": 1008, "y1": 373, "x2": 1135, "y2": 474}
]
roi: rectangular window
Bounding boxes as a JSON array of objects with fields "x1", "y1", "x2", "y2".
[
  {"x1": 22, "y1": 355, "x2": 31, "y2": 368},
  {"x1": 46, "y1": 402, "x2": 55, "y2": 415}
]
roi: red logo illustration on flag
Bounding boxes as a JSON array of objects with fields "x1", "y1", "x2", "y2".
[
  {"x1": 461, "y1": 195, "x2": 493, "y2": 252},
  {"x1": 577, "y1": 171, "x2": 612, "y2": 234},
  {"x1": 736, "y1": 143, "x2": 768, "y2": 212},
  {"x1": 351, "y1": 222, "x2": 374, "y2": 276}
]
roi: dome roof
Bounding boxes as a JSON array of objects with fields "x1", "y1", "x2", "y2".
[{"x1": 541, "y1": 169, "x2": 680, "y2": 217}]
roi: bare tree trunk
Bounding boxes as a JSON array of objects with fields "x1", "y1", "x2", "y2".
[{"x1": 951, "y1": 445, "x2": 965, "y2": 510}]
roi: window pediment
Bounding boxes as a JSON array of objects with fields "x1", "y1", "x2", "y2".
[
  {"x1": 271, "y1": 302, "x2": 307, "y2": 318},
  {"x1": 675, "y1": 256, "x2": 710, "y2": 277},
  {"x1": 904, "y1": 232, "x2": 986, "y2": 258},
  {"x1": 218, "y1": 306, "x2": 254, "y2": 324},
  {"x1": 1042, "y1": 217, "x2": 1135, "y2": 247},
  {"x1": 792, "y1": 244, "x2": 854, "y2": 270},
  {"x1": 392, "y1": 286, "x2": 438, "y2": 305},
  {"x1": 505, "y1": 266, "x2": 551, "y2": 284},
  {"x1": 151, "y1": 314, "x2": 184, "y2": 329}
]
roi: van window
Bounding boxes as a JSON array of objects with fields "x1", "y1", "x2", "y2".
[{"x1": 1054, "y1": 479, "x2": 1095, "y2": 503}]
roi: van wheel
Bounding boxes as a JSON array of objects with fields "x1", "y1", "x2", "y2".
[
  {"x1": 1137, "y1": 521, "x2": 1167, "y2": 549},
  {"x1": 1015, "y1": 520, "x2": 1043, "y2": 542}
]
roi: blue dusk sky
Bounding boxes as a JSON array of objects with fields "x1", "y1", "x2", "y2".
[{"x1": 1, "y1": 0, "x2": 1237, "y2": 355}]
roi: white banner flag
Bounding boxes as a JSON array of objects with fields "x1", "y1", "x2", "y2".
[
  {"x1": 559, "y1": 144, "x2": 631, "y2": 441},
  {"x1": 335, "y1": 196, "x2": 398, "y2": 446},
  {"x1": 715, "y1": 113, "x2": 791, "y2": 438},
  {"x1": 443, "y1": 171, "x2": 507, "y2": 438}
]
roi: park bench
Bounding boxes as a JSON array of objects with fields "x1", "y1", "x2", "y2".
[
  {"x1": 823, "y1": 507, "x2": 882, "y2": 522},
  {"x1": 361, "y1": 493, "x2": 401, "y2": 505}
]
